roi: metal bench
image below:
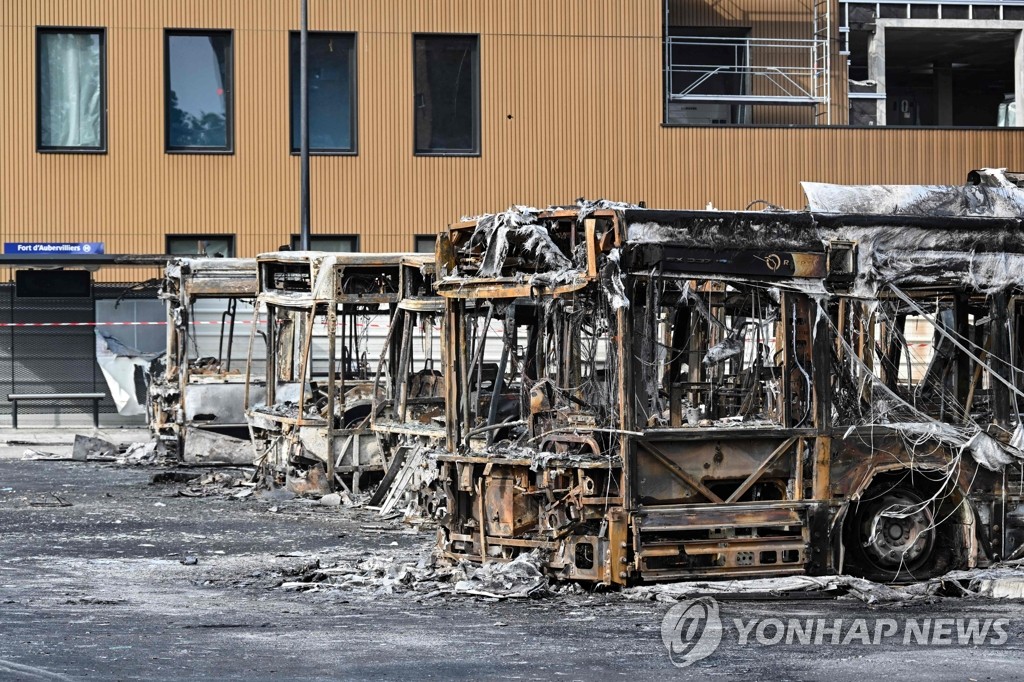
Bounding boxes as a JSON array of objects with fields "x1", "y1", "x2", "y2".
[{"x1": 7, "y1": 393, "x2": 105, "y2": 428}]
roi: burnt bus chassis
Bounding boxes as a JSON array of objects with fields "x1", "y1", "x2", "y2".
[
  {"x1": 430, "y1": 207, "x2": 1024, "y2": 585},
  {"x1": 245, "y1": 252, "x2": 435, "y2": 494},
  {"x1": 149, "y1": 257, "x2": 258, "y2": 460}
]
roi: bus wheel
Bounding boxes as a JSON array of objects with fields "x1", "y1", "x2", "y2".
[{"x1": 843, "y1": 481, "x2": 954, "y2": 582}]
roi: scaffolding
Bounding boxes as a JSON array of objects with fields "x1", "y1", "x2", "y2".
[{"x1": 665, "y1": 3, "x2": 832, "y2": 124}]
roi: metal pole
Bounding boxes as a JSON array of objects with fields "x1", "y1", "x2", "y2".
[{"x1": 299, "y1": 0, "x2": 311, "y2": 250}]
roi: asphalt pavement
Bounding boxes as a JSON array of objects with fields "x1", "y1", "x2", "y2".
[{"x1": 1, "y1": 432, "x2": 1024, "y2": 680}]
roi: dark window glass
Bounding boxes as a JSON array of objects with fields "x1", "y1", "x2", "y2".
[
  {"x1": 37, "y1": 29, "x2": 105, "y2": 151},
  {"x1": 289, "y1": 33, "x2": 356, "y2": 153},
  {"x1": 414, "y1": 35, "x2": 479, "y2": 154},
  {"x1": 16, "y1": 270, "x2": 91, "y2": 298},
  {"x1": 289, "y1": 235, "x2": 358, "y2": 252},
  {"x1": 165, "y1": 31, "x2": 232, "y2": 151},
  {"x1": 414, "y1": 235, "x2": 435, "y2": 253},
  {"x1": 166, "y1": 235, "x2": 235, "y2": 258}
]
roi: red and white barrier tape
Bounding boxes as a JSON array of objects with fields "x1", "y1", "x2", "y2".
[
  {"x1": 0, "y1": 321, "x2": 169, "y2": 327},
  {"x1": 0, "y1": 319, "x2": 389, "y2": 328}
]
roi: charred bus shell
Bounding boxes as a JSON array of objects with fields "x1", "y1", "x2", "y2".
[
  {"x1": 428, "y1": 187, "x2": 1024, "y2": 585},
  {"x1": 149, "y1": 257, "x2": 259, "y2": 463}
]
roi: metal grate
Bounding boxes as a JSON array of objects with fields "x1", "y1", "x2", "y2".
[{"x1": 0, "y1": 281, "x2": 116, "y2": 422}]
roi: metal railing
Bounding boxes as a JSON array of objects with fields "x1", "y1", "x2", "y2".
[{"x1": 665, "y1": 36, "x2": 829, "y2": 107}]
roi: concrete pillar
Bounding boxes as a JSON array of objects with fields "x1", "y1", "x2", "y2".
[
  {"x1": 868, "y1": 27, "x2": 886, "y2": 125},
  {"x1": 1015, "y1": 30, "x2": 1024, "y2": 126}
]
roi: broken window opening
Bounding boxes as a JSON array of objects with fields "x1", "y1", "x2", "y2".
[
  {"x1": 453, "y1": 294, "x2": 617, "y2": 455},
  {"x1": 665, "y1": 27, "x2": 752, "y2": 126},
  {"x1": 166, "y1": 235, "x2": 235, "y2": 258},
  {"x1": 663, "y1": 2, "x2": 833, "y2": 127},
  {"x1": 841, "y1": 3, "x2": 1023, "y2": 127},
  {"x1": 632, "y1": 277, "x2": 798, "y2": 429},
  {"x1": 828, "y1": 290, "x2": 1020, "y2": 435}
]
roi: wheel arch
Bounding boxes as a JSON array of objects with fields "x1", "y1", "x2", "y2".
[{"x1": 836, "y1": 464, "x2": 976, "y2": 578}]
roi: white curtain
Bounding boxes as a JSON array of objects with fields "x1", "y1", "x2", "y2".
[{"x1": 40, "y1": 32, "x2": 101, "y2": 147}]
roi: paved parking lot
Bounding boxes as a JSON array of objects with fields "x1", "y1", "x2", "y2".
[{"x1": 2, "y1": 438, "x2": 1024, "y2": 680}]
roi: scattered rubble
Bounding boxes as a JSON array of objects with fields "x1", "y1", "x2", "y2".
[
  {"x1": 625, "y1": 560, "x2": 1024, "y2": 605},
  {"x1": 277, "y1": 549, "x2": 557, "y2": 601},
  {"x1": 72, "y1": 434, "x2": 117, "y2": 461},
  {"x1": 116, "y1": 441, "x2": 162, "y2": 465},
  {"x1": 268, "y1": 538, "x2": 1024, "y2": 605},
  {"x1": 27, "y1": 493, "x2": 72, "y2": 508},
  {"x1": 168, "y1": 469, "x2": 259, "y2": 499},
  {"x1": 21, "y1": 449, "x2": 73, "y2": 461},
  {"x1": 20, "y1": 437, "x2": 155, "y2": 464}
]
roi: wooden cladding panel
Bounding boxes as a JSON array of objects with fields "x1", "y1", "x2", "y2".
[{"x1": 3, "y1": 1, "x2": 1024, "y2": 272}]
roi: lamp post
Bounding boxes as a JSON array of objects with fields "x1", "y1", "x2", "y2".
[{"x1": 299, "y1": 0, "x2": 310, "y2": 251}]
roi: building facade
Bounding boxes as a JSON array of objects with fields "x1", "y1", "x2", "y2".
[
  {"x1": 2, "y1": 0, "x2": 1024, "y2": 425},
  {"x1": 4, "y1": 0, "x2": 1024, "y2": 262}
]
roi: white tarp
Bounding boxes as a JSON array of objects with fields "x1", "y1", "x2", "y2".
[{"x1": 95, "y1": 330, "x2": 160, "y2": 416}]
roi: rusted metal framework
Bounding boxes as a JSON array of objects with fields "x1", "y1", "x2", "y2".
[
  {"x1": 428, "y1": 192, "x2": 1024, "y2": 584},
  {"x1": 149, "y1": 257, "x2": 258, "y2": 463},
  {"x1": 244, "y1": 251, "x2": 416, "y2": 493},
  {"x1": 368, "y1": 256, "x2": 447, "y2": 513}
]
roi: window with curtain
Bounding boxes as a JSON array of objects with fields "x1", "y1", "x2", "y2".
[
  {"x1": 413, "y1": 34, "x2": 480, "y2": 155},
  {"x1": 37, "y1": 28, "x2": 105, "y2": 151},
  {"x1": 165, "y1": 31, "x2": 233, "y2": 151},
  {"x1": 289, "y1": 32, "x2": 357, "y2": 153}
]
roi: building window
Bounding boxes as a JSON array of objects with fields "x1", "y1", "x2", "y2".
[
  {"x1": 839, "y1": 3, "x2": 1024, "y2": 127},
  {"x1": 289, "y1": 32, "x2": 357, "y2": 154},
  {"x1": 37, "y1": 28, "x2": 106, "y2": 152},
  {"x1": 844, "y1": 20, "x2": 1019, "y2": 126},
  {"x1": 289, "y1": 235, "x2": 358, "y2": 252},
  {"x1": 413, "y1": 34, "x2": 480, "y2": 155},
  {"x1": 166, "y1": 235, "x2": 235, "y2": 258},
  {"x1": 414, "y1": 235, "x2": 435, "y2": 253},
  {"x1": 165, "y1": 30, "x2": 233, "y2": 152}
]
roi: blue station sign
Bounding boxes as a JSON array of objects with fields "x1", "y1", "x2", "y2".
[{"x1": 4, "y1": 242, "x2": 105, "y2": 255}]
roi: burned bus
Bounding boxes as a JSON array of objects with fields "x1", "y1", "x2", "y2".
[
  {"x1": 428, "y1": 188, "x2": 1024, "y2": 585},
  {"x1": 149, "y1": 257, "x2": 259, "y2": 463},
  {"x1": 244, "y1": 251, "x2": 411, "y2": 494}
]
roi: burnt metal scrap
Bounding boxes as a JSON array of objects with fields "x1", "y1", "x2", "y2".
[
  {"x1": 416, "y1": 184, "x2": 1024, "y2": 587},
  {"x1": 148, "y1": 257, "x2": 258, "y2": 463}
]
